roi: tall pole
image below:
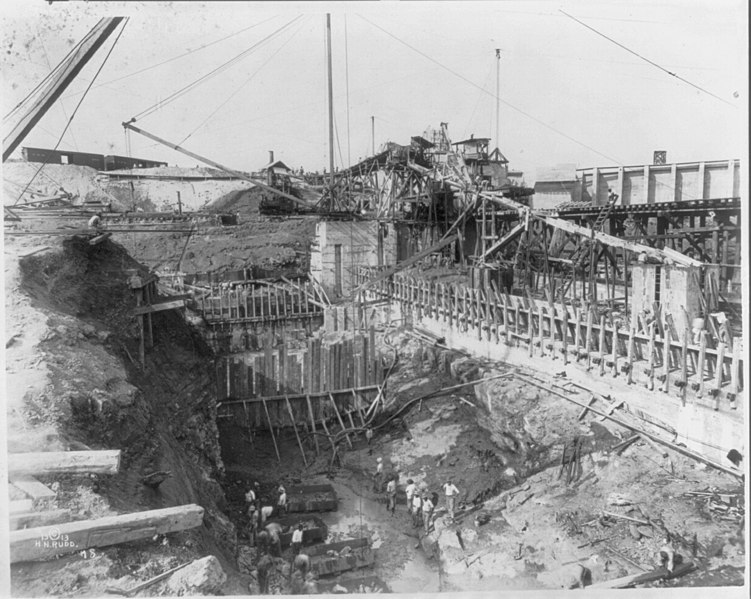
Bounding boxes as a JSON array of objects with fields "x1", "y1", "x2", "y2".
[
  {"x1": 326, "y1": 14, "x2": 335, "y2": 187},
  {"x1": 495, "y1": 48, "x2": 501, "y2": 154},
  {"x1": 371, "y1": 116, "x2": 375, "y2": 155}
]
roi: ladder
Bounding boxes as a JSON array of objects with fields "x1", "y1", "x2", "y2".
[{"x1": 592, "y1": 190, "x2": 620, "y2": 231}]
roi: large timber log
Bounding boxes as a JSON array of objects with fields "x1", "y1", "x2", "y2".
[
  {"x1": 10, "y1": 504, "x2": 204, "y2": 563},
  {"x1": 8, "y1": 450, "x2": 121, "y2": 476}
]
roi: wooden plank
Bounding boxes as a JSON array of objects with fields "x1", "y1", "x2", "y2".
[
  {"x1": 10, "y1": 476, "x2": 57, "y2": 504},
  {"x1": 305, "y1": 394, "x2": 320, "y2": 456},
  {"x1": 319, "y1": 417, "x2": 337, "y2": 453},
  {"x1": 9, "y1": 450, "x2": 121, "y2": 476},
  {"x1": 10, "y1": 504, "x2": 204, "y2": 563},
  {"x1": 696, "y1": 330, "x2": 707, "y2": 397},
  {"x1": 10, "y1": 500, "x2": 34, "y2": 514},
  {"x1": 284, "y1": 396, "x2": 308, "y2": 467},
  {"x1": 261, "y1": 398, "x2": 281, "y2": 464},
  {"x1": 10, "y1": 509, "x2": 71, "y2": 531},
  {"x1": 329, "y1": 393, "x2": 353, "y2": 448},
  {"x1": 713, "y1": 343, "x2": 726, "y2": 409},
  {"x1": 588, "y1": 562, "x2": 695, "y2": 589}
]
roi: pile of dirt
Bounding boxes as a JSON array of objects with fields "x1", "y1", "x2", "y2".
[{"x1": 3, "y1": 161, "x2": 122, "y2": 207}]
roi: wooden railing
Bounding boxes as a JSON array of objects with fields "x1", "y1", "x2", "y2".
[
  {"x1": 357, "y1": 267, "x2": 743, "y2": 412},
  {"x1": 197, "y1": 281, "x2": 323, "y2": 324}
]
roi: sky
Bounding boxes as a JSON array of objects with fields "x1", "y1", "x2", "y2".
[{"x1": 1, "y1": 1, "x2": 747, "y2": 182}]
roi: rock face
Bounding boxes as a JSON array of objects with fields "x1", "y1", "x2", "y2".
[{"x1": 165, "y1": 556, "x2": 227, "y2": 595}]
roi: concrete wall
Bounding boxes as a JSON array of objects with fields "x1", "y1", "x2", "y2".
[
  {"x1": 103, "y1": 178, "x2": 255, "y2": 212},
  {"x1": 412, "y1": 310, "x2": 744, "y2": 467},
  {"x1": 578, "y1": 159, "x2": 740, "y2": 205},
  {"x1": 310, "y1": 220, "x2": 397, "y2": 298},
  {"x1": 630, "y1": 264, "x2": 702, "y2": 333},
  {"x1": 531, "y1": 181, "x2": 579, "y2": 210}
]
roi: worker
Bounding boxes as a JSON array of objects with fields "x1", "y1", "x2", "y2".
[
  {"x1": 365, "y1": 427, "x2": 374, "y2": 453},
  {"x1": 256, "y1": 552, "x2": 274, "y2": 594},
  {"x1": 246, "y1": 485, "x2": 258, "y2": 517},
  {"x1": 293, "y1": 552, "x2": 310, "y2": 577},
  {"x1": 386, "y1": 476, "x2": 397, "y2": 516},
  {"x1": 422, "y1": 493, "x2": 434, "y2": 534},
  {"x1": 260, "y1": 504, "x2": 275, "y2": 524},
  {"x1": 405, "y1": 479, "x2": 416, "y2": 515},
  {"x1": 442, "y1": 479, "x2": 460, "y2": 522},
  {"x1": 257, "y1": 530, "x2": 270, "y2": 555},
  {"x1": 88, "y1": 212, "x2": 103, "y2": 233},
  {"x1": 657, "y1": 535, "x2": 677, "y2": 573},
  {"x1": 265, "y1": 522, "x2": 283, "y2": 557},
  {"x1": 411, "y1": 492, "x2": 423, "y2": 528},
  {"x1": 277, "y1": 484, "x2": 288, "y2": 514},
  {"x1": 248, "y1": 504, "x2": 259, "y2": 546},
  {"x1": 373, "y1": 457, "x2": 384, "y2": 492},
  {"x1": 291, "y1": 524, "x2": 304, "y2": 555}
]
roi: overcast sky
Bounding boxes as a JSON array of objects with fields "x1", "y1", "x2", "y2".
[{"x1": 1, "y1": 1, "x2": 747, "y2": 181}]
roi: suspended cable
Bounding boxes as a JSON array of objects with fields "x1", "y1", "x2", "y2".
[
  {"x1": 559, "y1": 10, "x2": 736, "y2": 108},
  {"x1": 37, "y1": 25, "x2": 79, "y2": 152},
  {"x1": 176, "y1": 17, "x2": 308, "y2": 147},
  {"x1": 60, "y1": 16, "x2": 279, "y2": 102},
  {"x1": 14, "y1": 19, "x2": 129, "y2": 205},
  {"x1": 3, "y1": 25, "x2": 87, "y2": 122},
  {"x1": 131, "y1": 16, "x2": 303, "y2": 122},
  {"x1": 358, "y1": 14, "x2": 622, "y2": 164},
  {"x1": 344, "y1": 14, "x2": 352, "y2": 168}
]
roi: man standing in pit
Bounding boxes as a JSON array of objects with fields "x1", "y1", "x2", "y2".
[
  {"x1": 277, "y1": 483, "x2": 287, "y2": 514},
  {"x1": 386, "y1": 476, "x2": 397, "y2": 516},
  {"x1": 405, "y1": 479, "x2": 416, "y2": 516},
  {"x1": 373, "y1": 457, "x2": 384, "y2": 493},
  {"x1": 291, "y1": 524, "x2": 304, "y2": 556},
  {"x1": 248, "y1": 504, "x2": 259, "y2": 546},
  {"x1": 422, "y1": 493, "x2": 434, "y2": 535},
  {"x1": 256, "y1": 552, "x2": 274, "y2": 594},
  {"x1": 265, "y1": 522, "x2": 283, "y2": 557},
  {"x1": 442, "y1": 479, "x2": 460, "y2": 522},
  {"x1": 411, "y1": 493, "x2": 423, "y2": 529}
]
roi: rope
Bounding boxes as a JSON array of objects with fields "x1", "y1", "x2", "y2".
[
  {"x1": 14, "y1": 19, "x2": 129, "y2": 205},
  {"x1": 131, "y1": 16, "x2": 303, "y2": 122}
]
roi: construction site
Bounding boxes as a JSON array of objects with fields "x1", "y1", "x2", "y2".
[{"x1": 2, "y1": 4, "x2": 748, "y2": 598}]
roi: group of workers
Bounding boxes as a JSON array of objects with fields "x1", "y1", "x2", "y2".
[
  {"x1": 246, "y1": 480, "x2": 317, "y2": 595},
  {"x1": 374, "y1": 457, "x2": 461, "y2": 535}
]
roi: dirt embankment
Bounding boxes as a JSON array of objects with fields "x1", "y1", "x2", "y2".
[
  {"x1": 124, "y1": 188, "x2": 317, "y2": 276},
  {"x1": 9, "y1": 236, "x2": 245, "y2": 596}
]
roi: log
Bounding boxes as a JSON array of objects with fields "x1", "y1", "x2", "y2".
[
  {"x1": 11, "y1": 475, "x2": 57, "y2": 504},
  {"x1": 8, "y1": 450, "x2": 121, "y2": 476},
  {"x1": 10, "y1": 504, "x2": 204, "y2": 563},
  {"x1": 132, "y1": 299, "x2": 186, "y2": 315},
  {"x1": 588, "y1": 561, "x2": 695, "y2": 589},
  {"x1": 10, "y1": 509, "x2": 71, "y2": 531}
]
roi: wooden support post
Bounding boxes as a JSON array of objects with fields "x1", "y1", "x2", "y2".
[
  {"x1": 9, "y1": 450, "x2": 121, "y2": 476},
  {"x1": 696, "y1": 330, "x2": 707, "y2": 398},
  {"x1": 647, "y1": 322, "x2": 656, "y2": 391},
  {"x1": 328, "y1": 393, "x2": 352, "y2": 448},
  {"x1": 285, "y1": 396, "x2": 308, "y2": 467},
  {"x1": 351, "y1": 389, "x2": 366, "y2": 426},
  {"x1": 261, "y1": 398, "x2": 281, "y2": 464},
  {"x1": 305, "y1": 394, "x2": 320, "y2": 456},
  {"x1": 585, "y1": 307, "x2": 594, "y2": 367},
  {"x1": 714, "y1": 343, "x2": 726, "y2": 410},
  {"x1": 562, "y1": 308, "x2": 569, "y2": 364},
  {"x1": 610, "y1": 324, "x2": 618, "y2": 377},
  {"x1": 538, "y1": 306, "x2": 545, "y2": 357},
  {"x1": 680, "y1": 328, "x2": 689, "y2": 404},
  {"x1": 319, "y1": 417, "x2": 337, "y2": 453},
  {"x1": 626, "y1": 327, "x2": 635, "y2": 384},
  {"x1": 10, "y1": 505, "x2": 204, "y2": 563},
  {"x1": 573, "y1": 308, "x2": 581, "y2": 359},
  {"x1": 662, "y1": 326, "x2": 671, "y2": 393},
  {"x1": 598, "y1": 315, "x2": 606, "y2": 376}
]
